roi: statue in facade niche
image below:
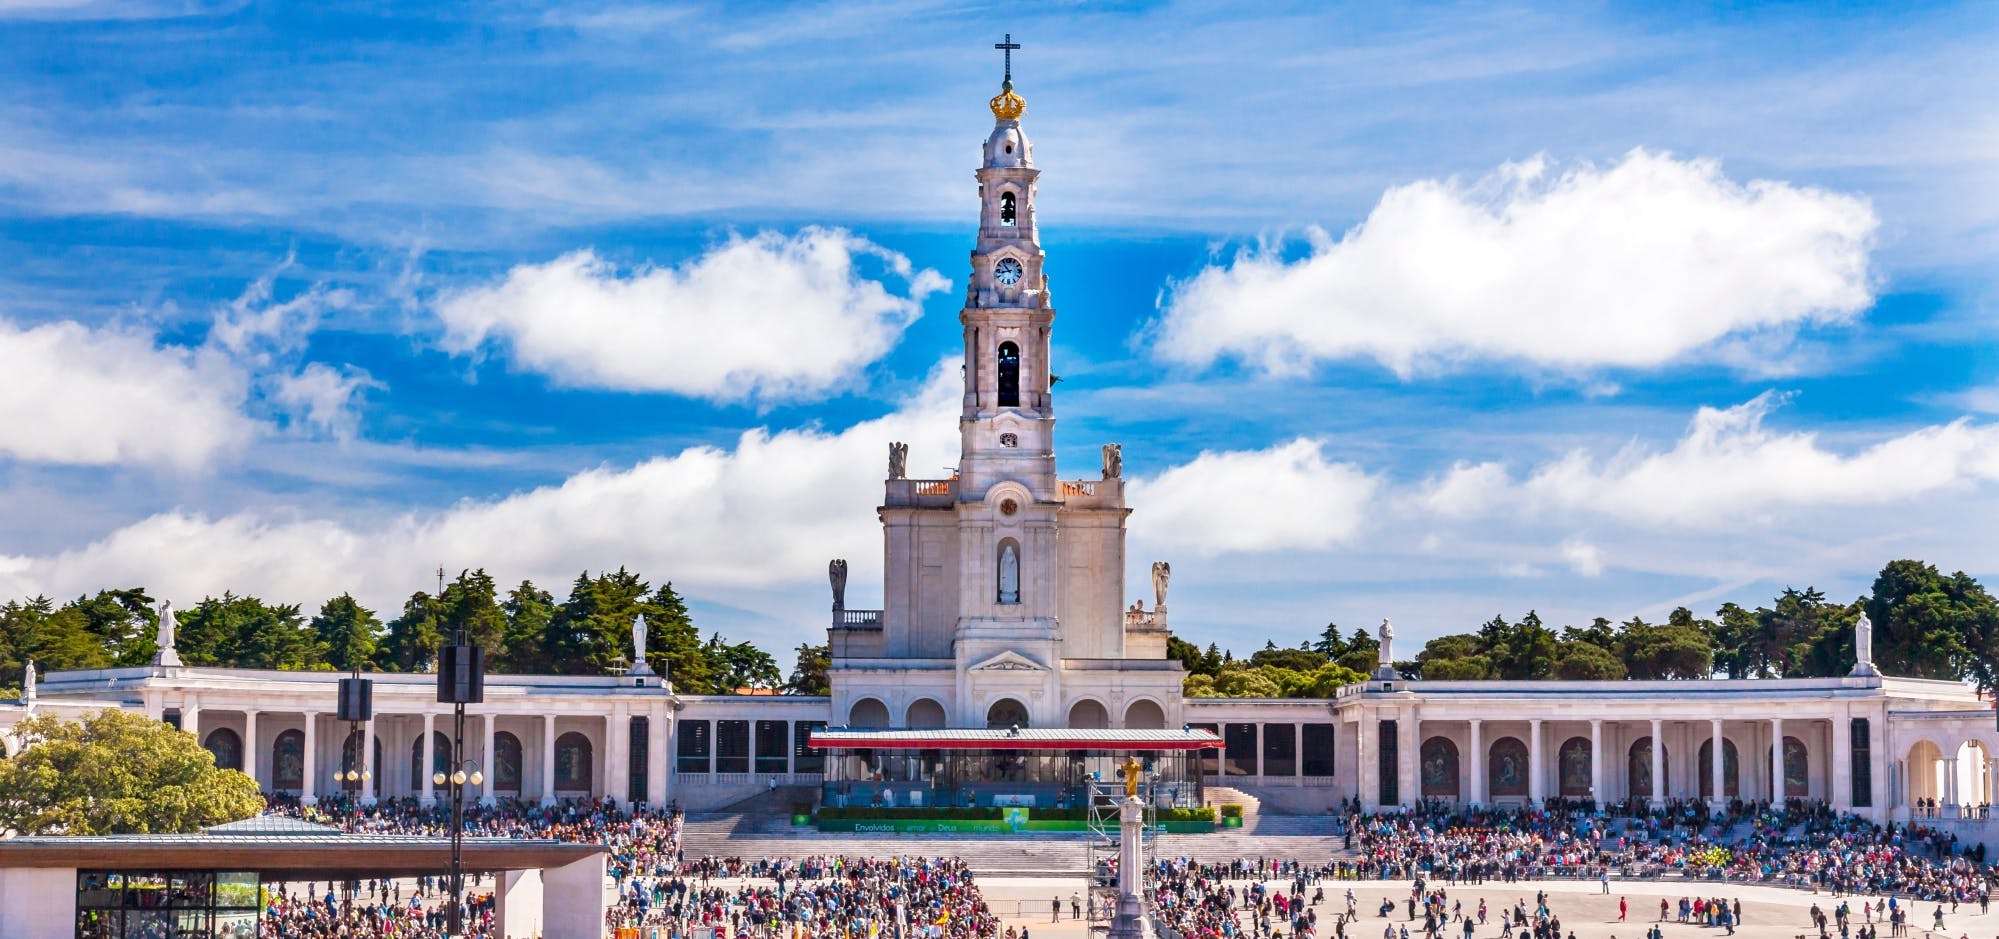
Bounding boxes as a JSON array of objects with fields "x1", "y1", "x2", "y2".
[
  {"x1": 1101, "y1": 443, "x2": 1122, "y2": 478},
  {"x1": 998, "y1": 543, "x2": 1021, "y2": 604},
  {"x1": 888, "y1": 442, "x2": 909, "y2": 480},
  {"x1": 828, "y1": 559, "x2": 848, "y2": 610},
  {"x1": 1151, "y1": 561, "x2": 1170, "y2": 611}
]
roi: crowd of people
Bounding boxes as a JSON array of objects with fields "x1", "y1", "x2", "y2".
[{"x1": 240, "y1": 794, "x2": 1998, "y2": 938}]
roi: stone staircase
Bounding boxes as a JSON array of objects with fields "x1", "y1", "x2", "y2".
[{"x1": 676, "y1": 812, "x2": 1099, "y2": 876}]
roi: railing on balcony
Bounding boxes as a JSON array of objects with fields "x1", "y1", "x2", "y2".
[
  {"x1": 834, "y1": 609, "x2": 884, "y2": 630},
  {"x1": 1123, "y1": 606, "x2": 1167, "y2": 631},
  {"x1": 914, "y1": 479, "x2": 954, "y2": 496},
  {"x1": 1061, "y1": 480, "x2": 1097, "y2": 497}
]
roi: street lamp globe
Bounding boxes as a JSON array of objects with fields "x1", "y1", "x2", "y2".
[
  {"x1": 469, "y1": 770, "x2": 484, "y2": 786},
  {"x1": 433, "y1": 771, "x2": 447, "y2": 786},
  {"x1": 451, "y1": 770, "x2": 467, "y2": 785}
]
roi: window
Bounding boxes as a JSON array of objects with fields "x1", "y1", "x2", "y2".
[
  {"x1": 1224, "y1": 723, "x2": 1257, "y2": 776},
  {"x1": 755, "y1": 719, "x2": 790, "y2": 774},
  {"x1": 271, "y1": 730, "x2": 304, "y2": 790},
  {"x1": 986, "y1": 698, "x2": 1029, "y2": 729},
  {"x1": 554, "y1": 732, "x2": 593, "y2": 791},
  {"x1": 203, "y1": 728, "x2": 243, "y2": 772},
  {"x1": 1301, "y1": 724, "x2": 1336, "y2": 776},
  {"x1": 997, "y1": 342, "x2": 1020, "y2": 407},
  {"x1": 999, "y1": 191, "x2": 1016, "y2": 226},
  {"x1": 78, "y1": 870, "x2": 261, "y2": 939},
  {"x1": 1190, "y1": 723, "x2": 1220, "y2": 776},
  {"x1": 629, "y1": 716, "x2": 649, "y2": 802},
  {"x1": 676, "y1": 720, "x2": 711, "y2": 775},
  {"x1": 1851, "y1": 718, "x2": 1872, "y2": 807},
  {"x1": 793, "y1": 721, "x2": 827, "y2": 775},
  {"x1": 1379, "y1": 720, "x2": 1400, "y2": 804},
  {"x1": 716, "y1": 720, "x2": 750, "y2": 773},
  {"x1": 1263, "y1": 724, "x2": 1297, "y2": 776}
]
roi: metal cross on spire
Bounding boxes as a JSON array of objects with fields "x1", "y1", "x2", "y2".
[{"x1": 995, "y1": 33, "x2": 1020, "y2": 86}]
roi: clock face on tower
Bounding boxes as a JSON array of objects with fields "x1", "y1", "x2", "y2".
[{"x1": 994, "y1": 257, "x2": 1023, "y2": 287}]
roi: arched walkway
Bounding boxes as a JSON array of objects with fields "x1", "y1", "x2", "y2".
[
  {"x1": 1067, "y1": 699, "x2": 1109, "y2": 729},
  {"x1": 986, "y1": 698, "x2": 1029, "y2": 729},
  {"x1": 1124, "y1": 699, "x2": 1167, "y2": 730},
  {"x1": 271, "y1": 730, "x2": 304, "y2": 790},
  {"x1": 1488, "y1": 737, "x2": 1528, "y2": 798},
  {"x1": 1699, "y1": 738, "x2": 1739, "y2": 799},
  {"x1": 848, "y1": 698, "x2": 891, "y2": 729},
  {"x1": 1907, "y1": 740, "x2": 1944, "y2": 808},
  {"x1": 1960, "y1": 741, "x2": 1994, "y2": 807},
  {"x1": 1556, "y1": 737, "x2": 1591, "y2": 797},
  {"x1": 905, "y1": 698, "x2": 947, "y2": 730},
  {"x1": 411, "y1": 731, "x2": 452, "y2": 790},
  {"x1": 202, "y1": 727, "x2": 243, "y2": 772},
  {"x1": 1627, "y1": 737, "x2": 1668, "y2": 800},
  {"x1": 1421, "y1": 736, "x2": 1460, "y2": 799},
  {"x1": 493, "y1": 731, "x2": 524, "y2": 794},
  {"x1": 553, "y1": 732, "x2": 593, "y2": 795}
]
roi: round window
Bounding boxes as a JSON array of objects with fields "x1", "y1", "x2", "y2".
[{"x1": 999, "y1": 498, "x2": 1019, "y2": 517}]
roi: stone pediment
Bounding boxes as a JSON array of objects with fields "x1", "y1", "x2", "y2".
[{"x1": 969, "y1": 651, "x2": 1047, "y2": 672}]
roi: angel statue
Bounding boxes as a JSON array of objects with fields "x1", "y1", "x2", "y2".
[
  {"x1": 1101, "y1": 443, "x2": 1122, "y2": 478},
  {"x1": 888, "y1": 442, "x2": 909, "y2": 480},
  {"x1": 828, "y1": 559, "x2": 849, "y2": 610},
  {"x1": 1151, "y1": 561, "x2": 1171, "y2": 611}
]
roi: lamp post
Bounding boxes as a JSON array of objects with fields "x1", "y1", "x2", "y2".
[
  {"x1": 335, "y1": 666, "x2": 373, "y2": 833},
  {"x1": 437, "y1": 625, "x2": 486, "y2": 938}
]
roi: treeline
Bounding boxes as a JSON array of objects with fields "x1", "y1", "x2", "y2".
[
  {"x1": 0, "y1": 568, "x2": 829, "y2": 696},
  {"x1": 1173, "y1": 559, "x2": 1999, "y2": 695}
]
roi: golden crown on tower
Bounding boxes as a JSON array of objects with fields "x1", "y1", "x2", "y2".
[{"x1": 989, "y1": 81, "x2": 1025, "y2": 121}]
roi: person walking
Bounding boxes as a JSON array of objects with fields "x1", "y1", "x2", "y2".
[
  {"x1": 1602, "y1": 872, "x2": 1611, "y2": 895},
  {"x1": 1620, "y1": 898, "x2": 1628, "y2": 923}
]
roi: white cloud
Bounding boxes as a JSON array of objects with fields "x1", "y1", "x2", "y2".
[
  {"x1": 0, "y1": 318, "x2": 253, "y2": 469},
  {"x1": 1559, "y1": 537, "x2": 1604, "y2": 577},
  {"x1": 0, "y1": 362, "x2": 963, "y2": 613},
  {"x1": 1152, "y1": 150, "x2": 1878, "y2": 377},
  {"x1": 1127, "y1": 438, "x2": 1378, "y2": 555},
  {"x1": 269, "y1": 363, "x2": 381, "y2": 441},
  {"x1": 1422, "y1": 392, "x2": 1999, "y2": 528},
  {"x1": 435, "y1": 228, "x2": 949, "y2": 401}
]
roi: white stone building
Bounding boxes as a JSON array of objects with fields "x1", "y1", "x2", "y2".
[{"x1": 5, "y1": 75, "x2": 1999, "y2": 831}]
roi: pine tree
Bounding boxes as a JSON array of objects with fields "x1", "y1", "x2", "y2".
[
  {"x1": 311, "y1": 594, "x2": 380, "y2": 671},
  {"x1": 497, "y1": 580, "x2": 555, "y2": 673}
]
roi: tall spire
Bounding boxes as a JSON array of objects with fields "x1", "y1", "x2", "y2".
[{"x1": 990, "y1": 34, "x2": 1025, "y2": 120}]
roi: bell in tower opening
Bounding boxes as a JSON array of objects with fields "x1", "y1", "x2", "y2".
[
  {"x1": 997, "y1": 341, "x2": 1021, "y2": 407},
  {"x1": 1000, "y1": 190, "x2": 1016, "y2": 226}
]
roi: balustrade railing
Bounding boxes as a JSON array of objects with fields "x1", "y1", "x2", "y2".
[{"x1": 835, "y1": 609, "x2": 884, "y2": 630}]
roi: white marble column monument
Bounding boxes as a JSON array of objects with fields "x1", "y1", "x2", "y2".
[{"x1": 1107, "y1": 795, "x2": 1155, "y2": 939}]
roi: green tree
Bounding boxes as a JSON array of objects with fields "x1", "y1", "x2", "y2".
[
  {"x1": 0, "y1": 597, "x2": 113, "y2": 678},
  {"x1": 175, "y1": 594, "x2": 318, "y2": 670},
  {"x1": 310, "y1": 594, "x2": 379, "y2": 672},
  {"x1": 378, "y1": 591, "x2": 444, "y2": 671},
  {"x1": 437, "y1": 569, "x2": 507, "y2": 657},
  {"x1": 786, "y1": 642, "x2": 830, "y2": 695},
  {"x1": 1620, "y1": 617, "x2": 1715, "y2": 679},
  {"x1": 1311, "y1": 622, "x2": 1345, "y2": 658},
  {"x1": 0, "y1": 710, "x2": 262, "y2": 834},
  {"x1": 1167, "y1": 634, "x2": 1206, "y2": 674},
  {"x1": 1553, "y1": 640, "x2": 1625, "y2": 680},
  {"x1": 705, "y1": 634, "x2": 782, "y2": 692},
  {"x1": 496, "y1": 580, "x2": 556, "y2": 673},
  {"x1": 1712, "y1": 602, "x2": 1760, "y2": 678},
  {"x1": 66, "y1": 588, "x2": 159, "y2": 667},
  {"x1": 1866, "y1": 560, "x2": 1999, "y2": 686},
  {"x1": 1413, "y1": 633, "x2": 1490, "y2": 680},
  {"x1": 645, "y1": 582, "x2": 711, "y2": 693},
  {"x1": 1248, "y1": 645, "x2": 1327, "y2": 672},
  {"x1": 549, "y1": 568, "x2": 650, "y2": 674}
]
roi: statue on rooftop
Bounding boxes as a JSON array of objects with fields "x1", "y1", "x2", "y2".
[
  {"x1": 1121, "y1": 754, "x2": 1143, "y2": 800},
  {"x1": 1851, "y1": 609, "x2": 1880, "y2": 677},
  {"x1": 155, "y1": 601, "x2": 182, "y2": 667},
  {"x1": 1151, "y1": 561, "x2": 1170, "y2": 611},
  {"x1": 888, "y1": 442, "x2": 909, "y2": 480},
  {"x1": 1102, "y1": 443, "x2": 1122, "y2": 478},
  {"x1": 829, "y1": 559, "x2": 848, "y2": 610}
]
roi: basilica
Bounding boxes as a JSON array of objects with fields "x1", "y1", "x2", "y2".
[{"x1": 5, "y1": 70, "x2": 1998, "y2": 836}]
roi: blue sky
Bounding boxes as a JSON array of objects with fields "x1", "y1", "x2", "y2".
[{"x1": 2, "y1": 1, "x2": 1997, "y2": 665}]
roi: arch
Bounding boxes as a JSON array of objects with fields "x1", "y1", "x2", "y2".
[
  {"x1": 1961, "y1": 740, "x2": 1994, "y2": 806},
  {"x1": 997, "y1": 341, "x2": 1020, "y2": 407},
  {"x1": 553, "y1": 732, "x2": 593, "y2": 792},
  {"x1": 986, "y1": 698, "x2": 1029, "y2": 729},
  {"x1": 1488, "y1": 737, "x2": 1528, "y2": 797},
  {"x1": 1067, "y1": 698, "x2": 1110, "y2": 730},
  {"x1": 1556, "y1": 737, "x2": 1591, "y2": 797},
  {"x1": 1628, "y1": 736, "x2": 1668, "y2": 800},
  {"x1": 905, "y1": 698, "x2": 948, "y2": 730},
  {"x1": 1907, "y1": 739, "x2": 1945, "y2": 807},
  {"x1": 1420, "y1": 736, "x2": 1461, "y2": 799},
  {"x1": 996, "y1": 538, "x2": 1022, "y2": 605},
  {"x1": 271, "y1": 729, "x2": 304, "y2": 789},
  {"x1": 341, "y1": 730, "x2": 383, "y2": 795},
  {"x1": 1781, "y1": 735, "x2": 1809, "y2": 798},
  {"x1": 1124, "y1": 698, "x2": 1167, "y2": 730},
  {"x1": 848, "y1": 698, "x2": 891, "y2": 729},
  {"x1": 203, "y1": 727, "x2": 243, "y2": 772},
  {"x1": 493, "y1": 731, "x2": 524, "y2": 792},
  {"x1": 999, "y1": 191, "x2": 1017, "y2": 226},
  {"x1": 411, "y1": 731, "x2": 453, "y2": 790},
  {"x1": 1699, "y1": 738, "x2": 1740, "y2": 798}
]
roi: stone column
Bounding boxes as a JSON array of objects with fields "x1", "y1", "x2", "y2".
[
  {"x1": 1710, "y1": 718, "x2": 1725, "y2": 806},
  {"x1": 648, "y1": 706, "x2": 670, "y2": 807},
  {"x1": 1399, "y1": 711, "x2": 1418, "y2": 808},
  {"x1": 1649, "y1": 718, "x2": 1664, "y2": 806},
  {"x1": 608, "y1": 706, "x2": 628, "y2": 804},
  {"x1": 1528, "y1": 719, "x2": 1544, "y2": 804},
  {"x1": 420, "y1": 712, "x2": 436, "y2": 805},
  {"x1": 243, "y1": 711, "x2": 260, "y2": 789},
  {"x1": 1770, "y1": 717, "x2": 1786, "y2": 804},
  {"x1": 1831, "y1": 711, "x2": 1852, "y2": 811},
  {"x1": 541, "y1": 714, "x2": 557, "y2": 805},
  {"x1": 481, "y1": 713, "x2": 496, "y2": 807},
  {"x1": 301, "y1": 712, "x2": 317, "y2": 805},
  {"x1": 362, "y1": 716, "x2": 377, "y2": 805},
  {"x1": 183, "y1": 700, "x2": 201, "y2": 740},
  {"x1": 1357, "y1": 714, "x2": 1375, "y2": 811},
  {"x1": 750, "y1": 717, "x2": 763, "y2": 781},
  {"x1": 1944, "y1": 756, "x2": 1960, "y2": 815},
  {"x1": 1590, "y1": 719, "x2": 1604, "y2": 806},
  {"x1": 1468, "y1": 719, "x2": 1485, "y2": 805}
]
